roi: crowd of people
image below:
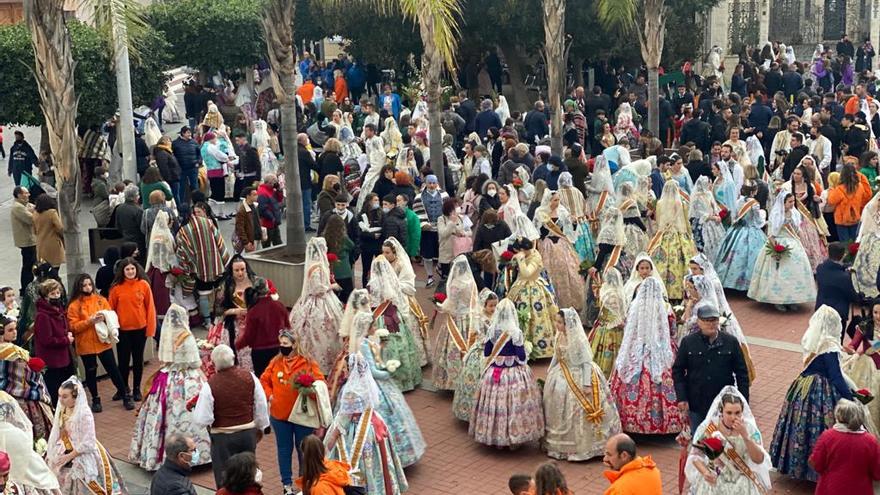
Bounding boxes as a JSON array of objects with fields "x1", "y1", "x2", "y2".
[{"x1": 7, "y1": 41, "x2": 880, "y2": 494}]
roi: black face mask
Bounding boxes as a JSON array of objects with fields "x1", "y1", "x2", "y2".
[
  {"x1": 49, "y1": 297, "x2": 63, "y2": 306},
  {"x1": 279, "y1": 346, "x2": 293, "y2": 356}
]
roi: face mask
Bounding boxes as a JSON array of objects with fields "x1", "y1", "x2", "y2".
[
  {"x1": 188, "y1": 449, "x2": 200, "y2": 465},
  {"x1": 487, "y1": 188, "x2": 497, "y2": 197},
  {"x1": 371, "y1": 202, "x2": 380, "y2": 210},
  {"x1": 279, "y1": 346, "x2": 293, "y2": 356},
  {"x1": 49, "y1": 297, "x2": 62, "y2": 306},
  {"x1": 382, "y1": 206, "x2": 391, "y2": 213},
  {"x1": 335, "y1": 208, "x2": 347, "y2": 216},
  {"x1": 254, "y1": 468, "x2": 263, "y2": 484}
]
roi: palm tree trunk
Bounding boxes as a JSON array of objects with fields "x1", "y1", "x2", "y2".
[
  {"x1": 543, "y1": 0, "x2": 565, "y2": 155},
  {"x1": 110, "y1": 2, "x2": 137, "y2": 181},
  {"x1": 262, "y1": 0, "x2": 306, "y2": 258},
  {"x1": 647, "y1": 67, "x2": 660, "y2": 138},
  {"x1": 24, "y1": 0, "x2": 83, "y2": 289},
  {"x1": 640, "y1": 0, "x2": 666, "y2": 137},
  {"x1": 418, "y1": 11, "x2": 446, "y2": 190}
]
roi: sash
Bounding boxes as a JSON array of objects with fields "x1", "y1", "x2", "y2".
[
  {"x1": 372, "y1": 301, "x2": 391, "y2": 321},
  {"x1": 407, "y1": 295, "x2": 430, "y2": 340},
  {"x1": 545, "y1": 219, "x2": 567, "y2": 239},
  {"x1": 703, "y1": 423, "x2": 768, "y2": 495},
  {"x1": 678, "y1": 189, "x2": 690, "y2": 203},
  {"x1": 735, "y1": 199, "x2": 758, "y2": 223},
  {"x1": 602, "y1": 246, "x2": 622, "y2": 277},
  {"x1": 618, "y1": 199, "x2": 635, "y2": 212},
  {"x1": 335, "y1": 407, "x2": 374, "y2": 468},
  {"x1": 483, "y1": 333, "x2": 510, "y2": 371},
  {"x1": 173, "y1": 330, "x2": 192, "y2": 350},
  {"x1": 0, "y1": 343, "x2": 29, "y2": 362},
  {"x1": 445, "y1": 314, "x2": 468, "y2": 354},
  {"x1": 596, "y1": 191, "x2": 609, "y2": 213},
  {"x1": 558, "y1": 360, "x2": 604, "y2": 425},
  {"x1": 646, "y1": 230, "x2": 663, "y2": 254},
  {"x1": 782, "y1": 224, "x2": 800, "y2": 241}
]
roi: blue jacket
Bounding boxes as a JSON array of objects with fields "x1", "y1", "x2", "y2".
[
  {"x1": 748, "y1": 103, "x2": 774, "y2": 133},
  {"x1": 171, "y1": 137, "x2": 201, "y2": 171},
  {"x1": 346, "y1": 63, "x2": 366, "y2": 90},
  {"x1": 815, "y1": 259, "x2": 859, "y2": 325},
  {"x1": 380, "y1": 93, "x2": 402, "y2": 121}
]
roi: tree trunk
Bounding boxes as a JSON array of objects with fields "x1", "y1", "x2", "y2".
[
  {"x1": 262, "y1": 0, "x2": 306, "y2": 258},
  {"x1": 573, "y1": 56, "x2": 585, "y2": 88},
  {"x1": 418, "y1": 11, "x2": 445, "y2": 190},
  {"x1": 24, "y1": 0, "x2": 83, "y2": 289},
  {"x1": 110, "y1": 3, "x2": 137, "y2": 182},
  {"x1": 499, "y1": 45, "x2": 531, "y2": 114},
  {"x1": 647, "y1": 66, "x2": 660, "y2": 138},
  {"x1": 543, "y1": 0, "x2": 565, "y2": 155},
  {"x1": 639, "y1": 0, "x2": 666, "y2": 137}
]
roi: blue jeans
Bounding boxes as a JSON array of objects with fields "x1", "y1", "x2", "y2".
[
  {"x1": 837, "y1": 223, "x2": 860, "y2": 242},
  {"x1": 187, "y1": 117, "x2": 197, "y2": 130},
  {"x1": 302, "y1": 187, "x2": 312, "y2": 230},
  {"x1": 270, "y1": 417, "x2": 314, "y2": 485},
  {"x1": 180, "y1": 168, "x2": 199, "y2": 202},
  {"x1": 168, "y1": 180, "x2": 181, "y2": 208}
]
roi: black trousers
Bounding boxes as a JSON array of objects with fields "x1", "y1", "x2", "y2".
[
  {"x1": 251, "y1": 347, "x2": 279, "y2": 378},
  {"x1": 45, "y1": 363, "x2": 75, "y2": 406},
  {"x1": 209, "y1": 429, "x2": 258, "y2": 487},
  {"x1": 117, "y1": 328, "x2": 147, "y2": 392},
  {"x1": 336, "y1": 277, "x2": 354, "y2": 306},
  {"x1": 20, "y1": 245, "x2": 36, "y2": 292},
  {"x1": 81, "y1": 348, "x2": 127, "y2": 399}
]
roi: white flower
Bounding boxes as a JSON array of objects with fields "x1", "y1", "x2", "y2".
[
  {"x1": 277, "y1": 371, "x2": 284, "y2": 379},
  {"x1": 34, "y1": 438, "x2": 48, "y2": 456},
  {"x1": 718, "y1": 316, "x2": 729, "y2": 327},
  {"x1": 524, "y1": 341, "x2": 534, "y2": 357},
  {"x1": 385, "y1": 359, "x2": 401, "y2": 372},
  {"x1": 375, "y1": 328, "x2": 390, "y2": 339}
]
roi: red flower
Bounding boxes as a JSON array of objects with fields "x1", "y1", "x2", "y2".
[
  {"x1": 170, "y1": 267, "x2": 184, "y2": 276},
  {"x1": 185, "y1": 394, "x2": 200, "y2": 412},
  {"x1": 718, "y1": 208, "x2": 729, "y2": 220},
  {"x1": 857, "y1": 388, "x2": 872, "y2": 396},
  {"x1": 702, "y1": 437, "x2": 724, "y2": 453},
  {"x1": 295, "y1": 373, "x2": 316, "y2": 388},
  {"x1": 850, "y1": 242, "x2": 860, "y2": 255},
  {"x1": 326, "y1": 253, "x2": 339, "y2": 263},
  {"x1": 500, "y1": 251, "x2": 514, "y2": 261},
  {"x1": 773, "y1": 244, "x2": 785, "y2": 253},
  {"x1": 433, "y1": 292, "x2": 447, "y2": 303},
  {"x1": 27, "y1": 357, "x2": 46, "y2": 373}
]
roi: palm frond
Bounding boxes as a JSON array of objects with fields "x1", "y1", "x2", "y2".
[
  {"x1": 401, "y1": 0, "x2": 461, "y2": 70},
  {"x1": 81, "y1": 0, "x2": 151, "y2": 61},
  {"x1": 596, "y1": 0, "x2": 637, "y2": 32}
]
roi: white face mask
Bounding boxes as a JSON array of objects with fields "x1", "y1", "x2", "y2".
[
  {"x1": 487, "y1": 188, "x2": 497, "y2": 197},
  {"x1": 335, "y1": 207, "x2": 347, "y2": 216},
  {"x1": 371, "y1": 202, "x2": 380, "y2": 210},
  {"x1": 254, "y1": 468, "x2": 263, "y2": 484},
  {"x1": 382, "y1": 206, "x2": 391, "y2": 213}
]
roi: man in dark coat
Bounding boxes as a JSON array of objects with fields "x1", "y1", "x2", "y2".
[
  {"x1": 380, "y1": 194, "x2": 407, "y2": 245},
  {"x1": 837, "y1": 34, "x2": 855, "y2": 59},
  {"x1": 816, "y1": 242, "x2": 861, "y2": 336},
  {"x1": 680, "y1": 111, "x2": 713, "y2": 154},
  {"x1": 171, "y1": 127, "x2": 201, "y2": 202},
  {"x1": 524, "y1": 101, "x2": 550, "y2": 144},
  {"x1": 782, "y1": 132, "x2": 810, "y2": 180},
  {"x1": 475, "y1": 99, "x2": 503, "y2": 139},
  {"x1": 297, "y1": 133, "x2": 318, "y2": 231},
  {"x1": 8, "y1": 131, "x2": 37, "y2": 187},
  {"x1": 672, "y1": 303, "x2": 750, "y2": 432},
  {"x1": 149, "y1": 434, "x2": 198, "y2": 495},
  {"x1": 233, "y1": 133, "x2": 261, "y2": 199},
  {"x1": 782, "y1": 64, "x2": 804, "y2": 100},
  {"x1": 455, "y1": 91, "x2": 477, "y2": 134}
]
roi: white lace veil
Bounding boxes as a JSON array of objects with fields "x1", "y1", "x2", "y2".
[
  {"x1": 340, "y1": 289, "x2": 372, "y2": 351},
  {"x1": 380, "y1": 117, "x2": 402, "y2": 154},
  {"x1": 488, "y1": 298, "x2": 523, "y2": 346},
  {"x1": 384, "y1": 238, "x2": 416, "y2": 296},
  {"x1": 656, "y1": 179, "x2": 690, "y2": 231},
  {"x1": 558, "y1": 308, "x2": 594, "y2": 380},
  {"x1": 47, "y1": 376, "x2": 98, "y2": 483},
  {"x1": 858, "y1": 191, "x2": 880, "y2": 242},
  {"x1": 0, "y1": 390, "x2": 32, "y2": 434},
  {"x1": 623, "y1": 253, "x2": 668, "y2": 302},
  {"x1": 439, "y1": 256, "x2": 480, "y2": 332},
  {"x1": 144, "y1": 117, "x2": 161, "y2": 147},
  {"x1": 596, "y1": 207, "x2": 626, "y2": 245},
  {"x1": 534, "y1": 190, "x2": 576, "y2": 241},
  {"x1": 615, "y1": 277, "x2": 673, "y2": 384},
  {"x1": 302, "y1": 237, "x2": 333, "y2": 297},
  {"x1": 616, "y1": 182, "x2": 641, "y2": 218},
  {"x1": 252, "y1": 119, "x2": 270, "y2": 149},
  {"x1": 507, "y1": 211, "x2": 540, "y2": 242},
  {"x1": 158, "y1": 303, "x2": 200, "y2": 367},
  {"x1": 746, "y1": 135, "x2": 764, "y2": 167},
  {"x1": 801, "y1": 305, "x2": 843, "y2": 364},
  {"x1": 498, "y1": 184, "x2": 523, "y2": 222},
  {"x1": 368, "y1": 255, "x2": 408, "y2": 311},
  {"x1": 496, "y1": 95, "x2": 511, "y2": 123},
  {"x1": 478, "y1": 288, "x2": 498, "y2": 330},
  {"x1": 558, "y1": 172, "x2": 574, "y2": 188},
  {"x1": 599, "y1": 267, "x2": 628, "y2": 326},
  {"x1": 768, "y1": 191, "x2": 802, "y2": 236},
  {"x1": 0, "y1": 391, "x2": 60, "y2": 490},
  {"x1": 336, "y1": 353, "x2": 380, "y2": 416},
  {"x1": 685, "y1": 385, "x2": 771, "y2": 492},
  {"x1": 590, "y1": 156, "x2": 614, "y2": 195},
  {"x1": 689, "y1": 176, "x2": 718, "y2": 220},
  {"x1": 146, "y1": 210, "x2": 177, "y2": 272},
  {"x1": 715, "y1": 161, "x2": 738, "y2": 212}
]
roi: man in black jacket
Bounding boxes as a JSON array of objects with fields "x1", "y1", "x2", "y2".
[
  {"x1": 172, "y1": 127, "x2": 201, "y2": 203},
  {"x1": 233, "y1": 133, "x2": 261, "y2": 199},
  {"x1": 672, "y1": 303, "x2": 750, "y2": 433},
  {"x1": 455, "y1": 91, "x2": 477, "y2": 134},
  {"x1": 7, "y1": 131, "x2": 37, "y2": 187},
  {"x1": 297, "y1": 133, "x2": 318, "y2": 231},
  {"x1": 680, "y1": 111, "x2": 713, "y2": 154},
  {"x1": 782, "y1": 64, "x2": 804, "y2": 100},
  {"x1": 842, "y1": 113, "x2": 870, "y2": 158},
  {"x1": 149, "y1": 434, "x2": 198, "y2": 495},
  {"x1": 782, "y1": 132, "x2": 809, "y2": 180},
  {"x1": 524, "y1": 101, "x2": 550, "y2": 144},
  {"x1": 380, "y1": 194, "x2": 407, "y2": 246},
  {"x1": 816, "y1": 242, "x2": 861, "y2": 337}
]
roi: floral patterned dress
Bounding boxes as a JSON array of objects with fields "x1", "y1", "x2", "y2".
[
  {"x1": 289, "y1": 263, "x2": 343, "y2": 374},
  {"x1": 374, "y1": 302, "x2": 421, "y2": 392},
  {"x1": 452, "y1": 314, "x2": 492, "y2": 422},
  {"x1": 747, "y1": 218, "x2": 817, "y2": 304},
  {"x1": 649, "y1": 204, "x2": 697, "y2": 301},
  {"x1": 506, "y1": 250, "x2": 559, "y2": 359},
  {"x1": 433, "y1": 311, "x2": 472, "y2": 391},
  {"x1": 589, "y1": 306, "x2": 625, "y2": 377},
  {"x1": 689, "y1": 428, "x2": 770, "y2": 494},
  {"x1": 714, "y1": 200, "x2": 767, "y2": 291},
  {"x1": 792, "y1": 194, "x2": 828, "y2": 272},
  {"x1": 537, "y1": 217, "x2": 585, "y2": 312}
]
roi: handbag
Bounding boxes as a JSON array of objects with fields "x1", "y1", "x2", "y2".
[
  {"x1": 452, "y1": 234, "x2": 473, "y2": 257},
  {"x1": 288, "y1": 380, "x2": 332, "y2": 428}
]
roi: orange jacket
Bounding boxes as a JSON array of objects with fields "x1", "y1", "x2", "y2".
[
  {"x1": 297, "y1": 81, "x2": 316, "y2": 104},
  {"x1": 108, "y1": 278, "x2": 157, "y2": 337},
  {"x1": 603, "y1": 456, "x2": 663, "y2": 495},
  {"x1": 260, "y1": 354, "x2": 324, "y2": 420},
  {"x1": 844, "y1": 95, "x2": 876, "y2": 116},
  {"x1": 827, "y1": 172, "x2": 872, "y2": 225},
  {"x1": 334, "y1": 78, "x2": 348, "y2": 104},
  {"x1": 295, "y1": 459, "x2": 351, "y2": 495},
  {"x1": 67, "y1": 294, "x2": 112, "y2": 356}
]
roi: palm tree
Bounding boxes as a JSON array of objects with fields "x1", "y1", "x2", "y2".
[
  {"x1": 23, "y1": 0, "x2": 84, "y2": 288},
  {"x1": 543, "y1": 0, "x2": 565, "y2": 155},
  {"x1": 597, "y1": 0, "x2": 667, "y2": 137},
  {"x1": 329, "y1": 0, "x2": 461, "y2": 190},
  {"x1": 262, "y1": 0, "x2": 306, "y2": 257}
]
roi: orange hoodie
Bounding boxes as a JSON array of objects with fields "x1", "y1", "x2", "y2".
[
  {"x1": 67, "y1": 293, "x2": 113, "y2": 356},
  {"x1": 295, "y1": 459, "x2": 351, "y2": 495},
  {"x1": 260, "y1": 354, "x2": 324, "y2": 420},
  {"x1": 108, "y1": 278, "x2": 157, "y2": 337},
  {"x1": 603, "y1": 455, "x2": 663, "y2": 495},
  {"x1": 827, "y1": 172, "x2": 872, "y2": 226}
]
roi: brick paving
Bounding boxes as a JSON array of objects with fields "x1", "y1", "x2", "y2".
[{"x1": 91, "y1": 265, "x2": 818, "y2": 494}]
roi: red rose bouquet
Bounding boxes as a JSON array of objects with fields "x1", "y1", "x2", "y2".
[
  {"x1": 326, "y1": 253, "x2": 339, "y2": 264},
  {"x1": 698, "y1": 435, "x2": 725, "y2": 461},
  {"x1": 718, "y1": 207, "x2": 729, "y2": 221},
  {"x1": 27, "y1": 357, "x2": 46, "y2": 373},
  {"x1": 292, "y1": 373, "x2": 317, "y2": 412},
  {"x1": 512, "y1": 178, "x2": 524, "y2": 189},
  {"x1": 764, "y1": 240, "x2": 790, "y2": 268},
  {"x1": 854, "y1": 388, "x2": 874, "y2": 405},
  {"x1": 500, "y1": 250, "x2": 514, "y2": 262},
  {"x1": 844, "y1": 242, "x2": 860, "y2": 264},
  {"x1": 432, "y1": 292, "x2": 447, "y2": 305}
]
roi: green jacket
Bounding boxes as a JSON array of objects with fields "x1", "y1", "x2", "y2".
[
  {"x1": 332, "y1": 237, "x2": 355, "y2": 280},
  {"x1": 140, "y1": 181, "x2": 173, "y2": 208},
  {"x1": 404, "y1": 207, "x2": 421, "y2": 257}
]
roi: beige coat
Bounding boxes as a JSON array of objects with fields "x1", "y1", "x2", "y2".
[
  {"x1": 33, "y1": 209, "x2": 65, "y2": 266},
  {"x1": 10, "y1": 199, "x2": 36, "y2": 248}
]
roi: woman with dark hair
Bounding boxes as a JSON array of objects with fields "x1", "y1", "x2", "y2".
[
  {"x1": 323, "y1": 214, "x2": 355, "y2": 304},
  {"x1": 33, "y1": 278, "x2": 73, "y2": 405},
  {"x1": 373, "y1": 164, "x2": 396, "y2": 201},
  {"x1": 18, "y1": 262, "x2": 66, "y2": 344},
  {"x1": 217, "y1": 452, "x2": 265, "y2": 495},
  {"x1": 139, "y1": 165, "x2": 173, "y2": 209},
  {"x1": 783, "y1": 161, "x2": 829, "y2": 271},
  {"x1": 534, "y1": 462, "x2": 572, "y2": 495},
  {"x1": 212, "y1": 254, "x2": 257, "y2": 373},
  {"x1": 237, "y1": 278, "x2": 286, "y2": 377},
  {"x1": 67, "y1": 273, "x2": 130, "y2": 411},
  {"x1": 472, "y1": 208, "x2": 511, "y2": 287},
  {"x1": 109, "y1": 257, "x2": 156, "y2": 401},
  {"x1": 119, "y1": 241, "x2": 140, "y2": 262},
  {"x1": 827, "y1": 160, "x2": 872, "y2": 242},
  {"x1": 858, "y1": 150, "x2": 880, "y2": 185},
  {"x1": 358, "y1": 192, "x2": 383, "y2": 287},
  {"x1": 295, "y1": 435, "x2": 350, "y2": 495},
  {"x1": 33, "y1": 194, "x2": 64, "y2": 276}
]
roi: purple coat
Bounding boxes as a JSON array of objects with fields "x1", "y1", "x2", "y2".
[{"x1": 33, "y1": 298, "x2": 71, "y2": 369}]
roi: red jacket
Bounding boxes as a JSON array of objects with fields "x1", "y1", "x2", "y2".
[
  {"x1": 810, "y1": 428, "x2": 880, "y2": 494},
  {"x1": 237, "y1": 296, "x2": 289, "y2": 351},
  {"x1": 33, "y1": 298, "x2": 72, "y2": 369}
]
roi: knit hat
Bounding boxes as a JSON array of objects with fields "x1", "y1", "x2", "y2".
[{"x1": 425, "y1": 174, "x2": 439, "y2": 184}]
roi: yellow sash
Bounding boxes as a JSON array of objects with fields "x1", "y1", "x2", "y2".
[
  {"x1": 646, "y1": 230, "x2": 663, "y2": 254},
  {"x1": 703, "y1": 423, "x2": 768, "y2": 494},
  {"x1": 596, "y1": 191, "x2": 608, "y2": 212},
  {"x1": 603, "y1": 246, "x2": 622, "y2": 277},
  {"x1": 618, "y1": 199, "x2": 635, "y2": 212},
  {"x1": 372, "y1": 301, "x2": 391, "y2": 321},
  {"x1": 336, "y1": 407, "x2": 373, "y2": 468},
  {"x1": 545, "y1": 219, "x2": 567, "y2": 239},
  {"x1": 445, "y1": 314, "x2": 468, "y2": 354},
  {"x1": 735, "y1": 199, "x2": 759, "y2": 223},
  {"x1": 173, "y1": 330, "x2": 192, "y2": 350},
  {"x1": 0, "y1": 343, "x2": 29, "y2": 362},
  {"x1": 407, "y1": 296, "x2": 430, "y2": 340},
  {"x1": 483, "y1": 333, "x2": 510, "y2": 371},
  {"x1": 558, "y1": 360, "x2": 604, "y2": 425}
]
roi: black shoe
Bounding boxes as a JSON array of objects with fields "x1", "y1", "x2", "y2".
[
  {"x1": 305, "y1": 227, "x2": 316, "y2": 233},
  {"x1": 90, "y1": 397, "x2": 102, "y2": 413},
  {"x1": 112, "y1": 388, "x2": 130, "y2": 401},
  {"x1": 132, "y1": 390, "x2": 143, "y2": 402},
  {"x1": 123, "y1": 398, "x2": 135, "y2": 411}
]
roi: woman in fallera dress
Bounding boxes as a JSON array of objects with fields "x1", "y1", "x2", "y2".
[
  {"x1": 589, "y1": 267, "x2": 628, "y2": 377},
  {"x1": 557, "y1": 171, "x2": 596, "y2": 264},
  {"x1": 506, "y1": 236, "x2": 559, "y2": 359},
  {"x1": 47, "y1": 377, "x2": 127, "y2": 494},
  {"x1": 453, "y1": 289, "x2": 498, "y2": 422},
  {"x1": 543, "y1": 308, "x2": 621, "y2": 461},
  {"x1": 780, "y1": 161, "x2": 828, "y2": 271},
  {"x1": 852, "y1": 190, "x2": 880, "y2": 298},
  {"x1": 289, "y1": 237, "x2": 343, "y2": 374},
  {"x1": 469, "y1": 298, "x2": 544, "y2": 448},
  {"x1": 327, "y1": 289, "x2": 373, "y2": 406},
  {"x1": 649, "y1": 180, "x2": 697, "y2": 301},
  {"x1": 684, "y1": 386, "x2": 772, "y2": 494},
  {"x1": 843, "y1": 300, "x2": 880, "y2": 432},
  {"x1": 534, "y1": 190, "x2": 585, "y2": 313},
  {"x1": 367, "y1": 256, "x2": 421, "y2": 392},
  {"x1": 689, "y1": 176, "x2": 727, "y2": 263},
  {"x1": 622, "y1": 253, "x2": 668, "y2": 303},
  {"x1": 617, "y1": 182, "x2": 650, "y2": 256},
  {"x1": 610, "y1": 277, "x2": 684, "y2": 434},
  {"x1": 747, "y1": 193, "x2": 817, "y2": 311},
  {"x1": 380, "y1": 238, "x2": 430, "y2": 366},
  {"x1": 770, "y1": 306, "x2": 857, "y2": 482},
  {"x1": 0, "y1": 391, "x2": 62, "y2": 495},
  {"x1": 129, "y1": 304, "x2": 211, "y2": 471},
  {"x1": 591, "y1": 208, "x2": 634, "y2": 280},
  {"x1": 714, "y1": 196, "x2": 768, "y2": 291},
  {"x1": 433, "y1": 255, "x2": 479, "y2": 390}
]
